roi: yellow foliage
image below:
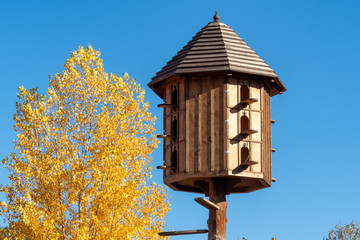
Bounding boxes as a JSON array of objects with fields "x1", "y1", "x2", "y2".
[{"x1": 0, "y1": 46, "x2": 170, "y2": 239}]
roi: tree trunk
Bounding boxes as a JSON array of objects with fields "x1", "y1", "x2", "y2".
[{"x1": 208, "y1": 179, "x2": 227, "y2": 240}]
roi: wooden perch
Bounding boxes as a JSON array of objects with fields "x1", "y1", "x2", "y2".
[
  {"x1": 240, "y1": 98, "x2": 258, "y2": 105},
  {"x1": 156, "y1": 134, "x2": 176, "y2": 139},
  {"x1": 271, "y1": 119, "x2": 275, "y2": 124},
  {"x1": 231, "y1": 129, "x2": 258, "y2": 142},
  {"x1": 194, "y1": 197, "x2": 219, "y2": 210},
  {"x1": 271, "y1": 148, "x2": 276, "y2": 153},
  {"x1": 156, "y1": 165, "x2": 176, "y2": 170},
  {"x1": 158, "y1": 229, "x2": 208, "y2": 236},
  {"x1": 157, "y1": 103, "x2": 177, "y2": 108},
  {"x1": 241, "y1": 129, "x2": 258, "y2": 135},
  {"x1": 240, "y1": 160, "x2": 258, "y2": 167},
  {"x1": 272, "y1": 178, "x2": 277, "y2": 182}
]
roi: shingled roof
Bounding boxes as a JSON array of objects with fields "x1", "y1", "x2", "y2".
[{"x1": 149, "y1": 12, "x2": 286, "y2": 96}]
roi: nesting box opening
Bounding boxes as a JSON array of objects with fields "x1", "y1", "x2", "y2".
[
  {"x1": 171, "y1": 86, "x2": 178, "y2": 106},
  {"x1": 241, "y1": 115, "x2": 250, "y2": 132},
  {"x1": 241, "y1": 85, "x2": 249, "y2": 101},
  {"x1": 241, "y1": 146, "x2": 250, "y2": 164},
  {"x1": 171, "y1": 148, "x2": 178, "y2": 173}
]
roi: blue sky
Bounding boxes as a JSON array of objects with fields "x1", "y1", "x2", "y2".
[{"x1": 1, "y1": 1, "x2": 360, "y2": 239}]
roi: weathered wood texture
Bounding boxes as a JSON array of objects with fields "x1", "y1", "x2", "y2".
[
  {"x1": 195, "y1": 197, "x2": 219, "y2": 210},
  {"x1": 208, "y1": 179, "x2": 227, "y2": 240},
  {"x1": 183, "y1": 76, "x2": 226, "y2": 173},
  {"x1": 261, "y1": 83, "x2": 272, "y2": 184},
  {"x1": 160, "y1": 75, "x2": 273, "y2": 193},
  {"x1": 158, "y1": 229, "x2": 208, "y2": 236},
  {"x1": 149, "y1": 19, "x2": 286, "y2": 98}
]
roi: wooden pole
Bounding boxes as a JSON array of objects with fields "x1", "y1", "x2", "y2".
[{"x1": 208, "y1": 179, "x2": 227, "y2": 240}]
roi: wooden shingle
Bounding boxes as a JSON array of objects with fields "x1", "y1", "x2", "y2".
[{"x1": 149, "y1": 13, "x2": 286, "y2": 96}]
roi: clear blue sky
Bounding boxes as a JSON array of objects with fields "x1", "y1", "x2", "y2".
[{"x1": 1, "y1": 1, "x2": 360, "y2": 239}]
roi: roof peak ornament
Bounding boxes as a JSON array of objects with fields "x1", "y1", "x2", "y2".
[{"x1": 213, "y1": 11, "x2": 220, "y2": 22}]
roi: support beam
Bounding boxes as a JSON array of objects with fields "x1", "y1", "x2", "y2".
[
  {"x1": 208, "y1": 179, "x2": 227, "y2": 240},
  {"x1": 195, "y1": 197, "x2": 219, "y2": 210},
  {"x1": 158, "y1": 229, "x2": 208, "y2": 236}
]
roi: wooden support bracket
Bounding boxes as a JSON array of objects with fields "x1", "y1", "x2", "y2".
[
  {"x1": 194, "y1": 197, "x2": 219, "y2": 210},
  {"x1": 158, "y1": 229, "x2": 208, "y2": 236}
]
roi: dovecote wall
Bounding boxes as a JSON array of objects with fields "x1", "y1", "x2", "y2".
[{"x1": 159, "y1": 74, "x2": 273, "y2": 194}]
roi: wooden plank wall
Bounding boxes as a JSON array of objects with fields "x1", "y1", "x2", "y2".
[
  {"x1": 163, "y1": 75, "x2": 271, "y2": 179},
  {"x1": 183, "y1": 76, "x2": 225, "y2": 173}
]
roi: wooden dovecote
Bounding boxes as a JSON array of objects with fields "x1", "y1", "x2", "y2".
[{"x1": 149, "y1": 12, "x2": 286, "y2": 195}]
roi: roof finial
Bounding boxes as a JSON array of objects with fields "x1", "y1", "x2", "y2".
[{"x1": 213, "y1": 11, "x2": 220, "y2": 21}]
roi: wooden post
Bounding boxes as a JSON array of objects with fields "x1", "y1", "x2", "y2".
[{"x1": 208, "y1": 179, "x2": 227, "y2": 240}]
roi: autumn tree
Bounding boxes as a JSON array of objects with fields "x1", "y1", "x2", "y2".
[
  {"x1": 325, "y1": 222, "x2": 360, "y2": 240},
  {"x1": 0, "y1": 46, "x2": 169, "y2": 239}
]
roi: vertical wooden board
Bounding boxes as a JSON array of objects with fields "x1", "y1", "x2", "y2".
[
  {"x1": 201, "y1": 76, "x2": 213, "y2": 173},
  {"x1": 250, "y1": 84, "x2": 261, "y2": 110},
  {"x1": 223, "y1": 79, "x2": 228, "y2": 171},
  {"x1": 228, "y1": 107, "x2": 238, "y2": 170},
  {"x1": 260, "y1": 85, "x2": 265, "y2": 176},
  {"x1": 178, "y1": 141, "x2": 185, "y2": 173},
  {"x1": 251, "y1": 111, "x2": 261, "y2": 141},
  {"x1": 250, "y1": 142, "x2": 261, "y2": 172},
  {"x1": 186, "y1": 98, "x2": 196, "y2": 172},
  {"x1": 198, "y1": 92, "x2": 208, "y2": 172},
  {"x1": 165, "y1": 85, "x2": 172, "y2": 115},
  {"x1": 228, "y1": 78, "x2": 238, "y2": 140},
  {"x1": 210, "y1": 87, "x2": 220, "y2": 172},
  {"x1": 216, "y1": 77, "x2": 225, "y2": 171},
  {"x1": 261, "y1": 85, "x2": 272, "y2": 182},
  {"x1": 178, "y1": 79, "x2": 185, "y2": 141},
  {"x1": 189, "y1": 77, "x2": 200, "y2": 98},
  {"x1": 165, "y1": 146, "x2": 171, "y2": 177},
  {"x1": 179, "y1": 79, "x2": 185, "y2": 110},
  {"x1": 228, "y1": 78, "x2": 238, "y2": 108},
  {"x1": 165, "y1": 115, "x2": 171, "y2": 147},
  {"x1": 227, "y1": 78, "x2": 238, "y2": 170},
  {"x1": 266, "y1": 90, "x2": 272, "y2": 181},
  {"x1": 212, "y1": 77, "x2": 225, "y2": 171},
  {"x1": 190, "y1": 78, "x2": 200, "y2": 172}
]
